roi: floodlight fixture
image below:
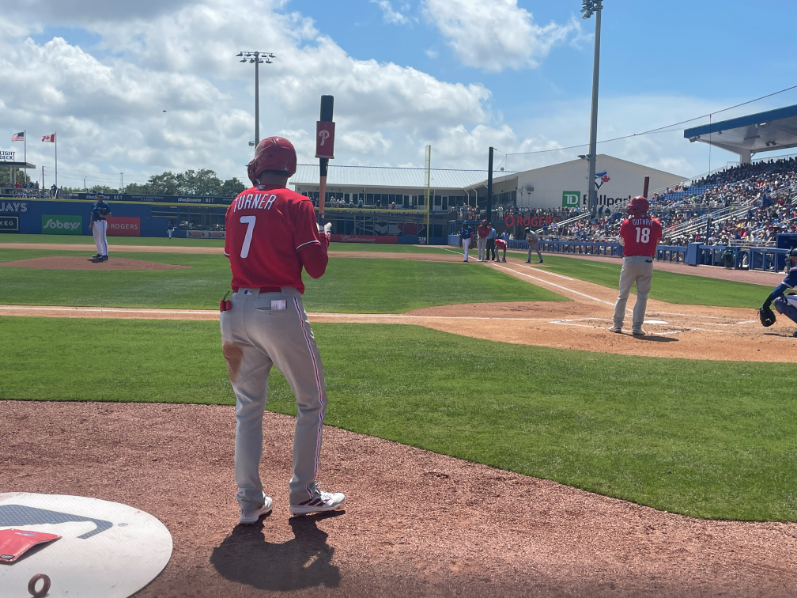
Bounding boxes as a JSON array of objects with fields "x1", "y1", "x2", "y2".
[{"x1": 236, "y1": 50, "x2": 276, "y2": 146}]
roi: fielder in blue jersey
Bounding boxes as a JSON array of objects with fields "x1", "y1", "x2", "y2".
[
  {"x1": 762, "y1": 248, "x2": 797, "y2": 336},
  {"x1": 89, "y1": 193, "x2": 112, "y2": 261},
  {"x1": 460, "y1": 223, "x2": 473, "y2": 262}
]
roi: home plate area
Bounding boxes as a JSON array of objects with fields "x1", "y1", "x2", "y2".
[{"x1": 550, "y1": 313, "x2": 760, "y2": 337}]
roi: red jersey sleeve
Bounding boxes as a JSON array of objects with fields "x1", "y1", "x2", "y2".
[{"x1": 293, "y1": 200, "x2": 328, "y2": 279}]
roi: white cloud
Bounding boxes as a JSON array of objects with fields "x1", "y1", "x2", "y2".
[
  {"x1": 371, "y1": 0, "x2": 412, "y2": 25},
  {"x1": 0, "y1": 0, "x2": 499, "y2": 187},
  {"x1": 425, "y1": 48, "x2": 438, "y2": 59},
  {"x1": 423, "y1": 0, "x2": 581, "y2": 72}
]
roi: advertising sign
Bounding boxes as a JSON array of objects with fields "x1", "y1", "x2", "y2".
[
  {"x1": 42, "y1": 214, "x2": 81, "y2": 235},
  {"x1": 562, "y1": 191, "x2": 581, "y2": 207},
  {"x1": 0, "y1": 215, "x2": 19, "y2": 232},
  {"x1": 186, "y1": 231, "x2": 226, "y2": 239},
  {"x1": 329, "y1": 234, "x2": 397, "y2": 244},
  {"x1": 504, "y1": 215, "x2": 558, "y2": 228},
  {"x1": 0, "y1": 151, "x2": 14, "y2": 161},
  {"x1": 106, "y1": 216, "x2": 141, "y2": 236},
  {"x1": 315, "y1": 121, "x2": 336, "y2": 159}
]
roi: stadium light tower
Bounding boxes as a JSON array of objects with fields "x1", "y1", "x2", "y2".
[
  {"x1": 581, "y1": 0, "x2": 603, "y2": 215},
  {"x1": 237, "y1": 51, "x2": 275, "y2": 146}
]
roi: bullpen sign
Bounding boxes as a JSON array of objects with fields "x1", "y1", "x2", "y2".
[
  {"x1": 42, "y1": 215, "x2": 82, "y2": 235},
  {"x1": 107, "y1": 217, "x2": 141, "y2": 236}
]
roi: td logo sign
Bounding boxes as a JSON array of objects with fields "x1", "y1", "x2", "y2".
[
  {"x1": 42, "y1": 214, "x2": 82, "y2": 235},
  {"x1": 562, "y1": 191, "x2": 581, "y2": 207}
]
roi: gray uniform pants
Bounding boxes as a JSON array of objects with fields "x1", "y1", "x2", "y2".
[
  {"x1": 477, "y1": 237, "x2": 487, "y2": 260},
  {"x1": 612, "y1": 256, "x2": 654, "y2": 332},
  {"x1": 527, "y1": 243, "x2": 541, "y2": 262},
  {"x1": 220, "y1": 287, "x2": 327, "y2": 508}
]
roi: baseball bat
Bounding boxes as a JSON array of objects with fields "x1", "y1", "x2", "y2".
[
  {"x1": 643, "y1": 176, "x2": 650, "y2": 198},
  {"x1": 318, "y1": 95, "x2": 334, "y2": 224}
]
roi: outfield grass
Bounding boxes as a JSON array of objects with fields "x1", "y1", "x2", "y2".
[
  {"x1": 2, "y1": 316, "x2": 795, "y2": 522},
  {"x1": 0, "y1": 234, "x2": 451, "y2": 254},
  {"x1": 0, "y1": 249, "x2": 564, "y2": 310},
  {"x1": 0, "y1": 233, "x2": 226, "y2": 247}
]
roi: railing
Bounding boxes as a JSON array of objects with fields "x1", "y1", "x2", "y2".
[{"x1": 508, "y1": 239, "x2": 622, "y2": 257}]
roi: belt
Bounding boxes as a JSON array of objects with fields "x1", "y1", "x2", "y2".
[{"x1": 232, "y1": 286, "x2": 284, "y2": 293}]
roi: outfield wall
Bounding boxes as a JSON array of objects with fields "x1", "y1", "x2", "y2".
[{"x1": 0, "y1": 197, "x2": 451, "y2": 243}]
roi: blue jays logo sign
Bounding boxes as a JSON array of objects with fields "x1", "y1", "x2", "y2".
[{"x1": 594, "y1": 171, "x2": 610, "y2": 189}]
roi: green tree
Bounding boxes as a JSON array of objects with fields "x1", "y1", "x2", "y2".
[
  {"x1": 147, "y1": 171, "x2": 180, "y2": 195},
  {"x1": 178, "y1": 169, "x2": 222, "y2": 196},
  {"x1": 220, "y1": 177, "x2": 247, "y2": 198},
  {"x1": 0, "y1": 168, "x2": 32, "y2": 186}
]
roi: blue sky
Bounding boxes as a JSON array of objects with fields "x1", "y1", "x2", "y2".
[{"x1": 1, "y1": 0, "x2": 796, "y2": 190}]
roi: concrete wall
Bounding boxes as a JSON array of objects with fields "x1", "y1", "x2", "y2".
[{"x1": 515, "y1": 155, "x2": 687, "y2": 211}]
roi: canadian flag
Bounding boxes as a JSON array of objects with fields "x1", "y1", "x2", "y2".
[{"x1": 42, "y1": 134, "x2": 56, "y2": 142}]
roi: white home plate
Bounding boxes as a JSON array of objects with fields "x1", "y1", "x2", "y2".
[
  {"x1": 644, "y1": 320, "x2": 668, "y2": 325},
  {"x1": 0, "y1": 493, "x2": 172, "y2": 597}
]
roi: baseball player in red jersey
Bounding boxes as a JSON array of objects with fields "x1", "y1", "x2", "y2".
[
  {"x1": 609, "y1": 196, "x2": 662, "y2": 337},
  {"x1": 220, "y1": 136, "x2": 345, "y2": 524}
]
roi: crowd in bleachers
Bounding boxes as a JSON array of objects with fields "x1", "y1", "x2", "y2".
[{"x1": 547, "y1": 156, "x2": 797, "y2": 246}]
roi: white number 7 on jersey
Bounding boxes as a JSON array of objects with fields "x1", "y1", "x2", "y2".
[{"x1": 240, "y1": 216, "x2": 256, "y2": 258}]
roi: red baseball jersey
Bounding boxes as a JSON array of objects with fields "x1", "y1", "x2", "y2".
[
  {"x1": 495, "y1": 238, "x2": 507, "y2": 250},
  {"x1": 619, "y1": 216, "x2": 662, "y2": 257},
  {"x1": 224, "y1": 185, "x2": 324, "y2": 293}
]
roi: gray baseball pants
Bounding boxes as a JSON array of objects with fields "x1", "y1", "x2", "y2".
[
  {"x1": 220, "y1": 287, "x2": 327, "y2": 509},
  {"x1": 612, "y1": 256, "x2": 654, "y2": 332},
  {"x1": 477, "y1": 237, "x2": 487, "y2": 260},
  {"x1": 527, "y1": 243, "x2": 542, "y2": 262}
]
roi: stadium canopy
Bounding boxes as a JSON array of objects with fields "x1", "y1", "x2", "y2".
[
  {"x1": 292, "y1": 164, "x2": 496, "y2": 189},
  {"x1": 684, "y1": 104, "x2": 797, "y2": 164}
]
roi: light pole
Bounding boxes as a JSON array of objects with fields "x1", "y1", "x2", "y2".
[
  {"x1": 237, "y1": 51, "x2": 275, "y2": 147},
  {"x1": 581, "y1": 0, "x2": 603, "y2": 215}
]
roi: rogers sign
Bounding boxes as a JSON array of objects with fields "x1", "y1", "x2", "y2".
[
  {"x1": 107, "y1": 216, "x2": 141, "y2": 237},
  {"x1": 504, "y1": 215, "x2": 558, "y2": 228}
]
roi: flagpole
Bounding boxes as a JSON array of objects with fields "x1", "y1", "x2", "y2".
[
  {"x1": 54, "y1": 133, "x2": 58, "y2": 189},
  {"x1": 24, "y1": 131, "x2": 26, "y2": 183}
]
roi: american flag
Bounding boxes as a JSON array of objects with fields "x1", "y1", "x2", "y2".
[
  {"x1": 42, "y1": 134, "x2": 55, "y2": 143},
  {"x1": 11, "y1": 132, "x2": 24, "y2": 142}
]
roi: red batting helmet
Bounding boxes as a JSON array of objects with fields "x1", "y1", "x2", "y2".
[
  {"x1": 627, "y1": 196, "x2": 649, "y2": 215},
  {"x1": 247, "y1": 136, "x2": 297, "y2": 184}
]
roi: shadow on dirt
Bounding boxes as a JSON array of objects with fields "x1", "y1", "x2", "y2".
[{"x1": 210, "y1": 511, "x2": 344, "y2": 591}]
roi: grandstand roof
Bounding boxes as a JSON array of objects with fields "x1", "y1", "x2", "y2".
[
  {"x1": 291, "y1": 164, "x2": 502, "y2": 189},
  {"x1": 684, "y1": 104, "x2": 797, "y2": 156}
]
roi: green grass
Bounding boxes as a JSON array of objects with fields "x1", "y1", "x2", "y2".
[
  {"x1": 0, "y1": 234, "x2": 448, "y2": 253},
  {"x1": 526, "y1": 254, "x2": 772, "y2": 309},
  {"x1": 3, "y1": 316, "x2": 796, "y2": 522},
  {"x1": 0, "y1": 233, "x2": 225, "y2": 247},
  {"x1": 0, "y1": 250, "x2": 565, "y2": 311}
]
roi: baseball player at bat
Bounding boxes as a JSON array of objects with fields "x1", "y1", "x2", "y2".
[
  {"x1": 609, "y1": 196, "x2": 662, "y2": 337},
  {"x1": 220, "y1": 136, "x2": 345, "y2": 525},
  {"x1": 760, "y1": 247, "x2": 797, "y2": 336}
]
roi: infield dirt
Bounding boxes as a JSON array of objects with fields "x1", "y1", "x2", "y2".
[{"x1": 4, "y1": 400, "x2": 797, "y2": 598}]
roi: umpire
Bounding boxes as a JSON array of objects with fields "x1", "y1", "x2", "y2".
[{"x1": 89, "y1": 192, "x2": 111, "y2": 261}]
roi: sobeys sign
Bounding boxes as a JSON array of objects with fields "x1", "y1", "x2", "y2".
[
  {"x1": 42, "y1": 214, "x2": 82, "y2": 234},
  {"x1": 562, "y1": 191, "x2": 581, "y2": 207}
]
